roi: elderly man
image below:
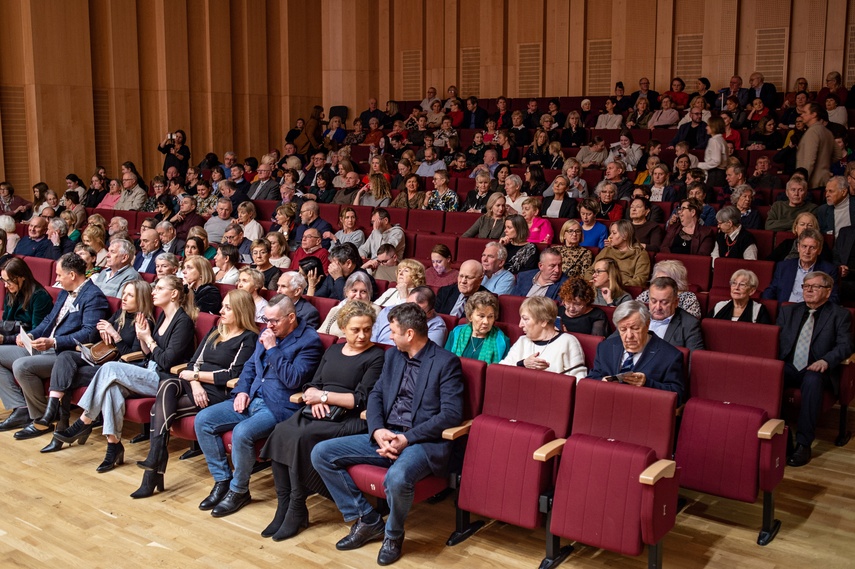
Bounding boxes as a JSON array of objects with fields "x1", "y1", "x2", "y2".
[
  {"x1": 333, "y1": 171, "x2": 362, "y2": 205},
  {"x1": 0, "y1": 253, "x2": 109, "y2": 434},
  {"x1": 763, "y1": 228, "x2": 839, "y2": 303},
  {"x1": 435, "y1": 260, "x2": 487, "y2": 317},
  {"x1": 312, "y1": 303, "x2": 462, "y2": 566},
  {"x1": 293, "y1": 201, "x2": 334, "y2": 249},
  {"x1": 108, "y1": 216, "x2": 129, "y2": 239},
  {"x1": 797, "y1": 103, "x2": 842, "y2": 189},
  {"x1": 220, "y1": 179, "x2": 250, "y2": 213},
  {"x1": 647, "y1": 276, "x2": 704, "y2": 351},
  {"x1": 221, "y1": 151, "x2": 238, "y2": 178},
  {"x1": 195, "y1": 295, "x2": 323, "y2": 517},
  {"x1": 765, "y1": 176, "x2": 817, "y2": 231},
  {"x1": 247, "y1": 163, "x2": 279, "y2": 200},
  {"x1": 469, "y1": 149, "x2": 500, "y2": 179},
  {"x1": 481, "y1": 242, "x2": 516, "y2": 295},
  {"x1": 46, "y1": 218, "x2": 75, "y2": 259},
  {"x1": 156, "y1": 220, "x2": 185, "y2": 256},
  {"x1": 777, "y1": 271, "x2": 852, "y2": 466},
  {"x1": 748, "y1": 72, "x2": 778, "y2": 110},
  {"x1": 359, "y1": 208, "x2": 405, "y2": 266},
  {"x1": 276, "y1": 271, "x2": 321, "y2": 328},
  {"x1": 415, "y1": 146, "x2": 446, "y2": 178},
  {"x1": 314, "y1": 243, "x2": 378, "y2": 301},
  {"x1": 115, "y1": 172, "x2": 147, "y2": 211},
  {"x1": 420, "y1": 87, "x2": 440, "y2": 112},
  {"x1": 134, "y1": 228, "x2": 163, "y2": 274},
  {"x1": 14, "y1": 216, "x2": 51, "y2": 258},
  {"x1": 589, "y1": 300, "x2": 684, "y2": 404},
  {"x1": 601, "y1": 161, "x2": 634, "y2": 200},
  {"x1": 717, "y1": 75, "x2": 751, "y2": 110},
  {"x1": 204, "y1": 198, "x2": 234, "y2": 243},
  {"x1": 169, "y1": 195, "x2": 206, "y2": 241},
  {"x1": 290, "y1": 228, "x2": 329, "y2": 272},
  {"x1": 222, "y1": 223, "x2": 253, "y2": 264},
  {"x1": 359, "y1": 98, "x2": 386, "y2": 128},
  {"x1": 815, "y1": 175, "x2": 855, "y2": 237},
  {"x1": 510, "y1": 248, "x2": 567, "y2": 300},
  {"x1": 748, "y1": 156, "x2": 784, "y2": 192},
  {"x1": 92, "y1": 239, "x2": 141, "y2": 298}
]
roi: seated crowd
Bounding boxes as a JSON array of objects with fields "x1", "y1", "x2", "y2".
[{"x1": 0, "y1": 71, "x2": 853, "y2": 566}]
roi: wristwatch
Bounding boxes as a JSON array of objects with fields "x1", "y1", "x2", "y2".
[
  {"x1": 193, "y1": 371, "x2": 199, "y2": 381},
  {"x1": 320, "y1": 391, "x2": 329, "y2": 403}
]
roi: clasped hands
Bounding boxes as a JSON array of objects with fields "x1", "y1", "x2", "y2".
[{"x1": 374, "y1": 428, "x2": 408, "y2": 460}]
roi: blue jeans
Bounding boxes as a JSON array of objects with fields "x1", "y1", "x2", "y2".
[
  {"x1": 194, "y1": 396, "x2": 278, "y2": 494},
  {"x1": 311, "y1": 433, "x2": 432, "y2": 539}
]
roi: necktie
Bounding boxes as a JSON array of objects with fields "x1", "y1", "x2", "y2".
[
  {"x1": 619, "y1": 352, "x2": 635, "y2": 374},
  {"x1": 451, "y1": 294, "x2": 467, "y2": 317},
  {"x1": 793, "y1": 309, "x2": 816, "y2": 371}
]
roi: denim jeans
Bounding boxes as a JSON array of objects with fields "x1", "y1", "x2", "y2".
[
  {"x1": 311, "y1": 432, "x2": 433, "y2": 539},
  {"x1": 194, "y1": 396, "x2": 278, "y2": 494}
]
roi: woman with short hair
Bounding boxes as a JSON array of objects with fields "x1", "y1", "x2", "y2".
[
  {"x1": 709, "y1": 269, "x2": 772, "y2": 323},
  {"x1": 557, "y1": 276, "x2": 608, "y2": 336},
  {"x1": 445, "y1": 291, "x2": 510, "y2": 363},
  {"x1": 374, "y1": 259, "x2": 426, "y2": 308},
  {"x1": 635, "y1": 259, "x2": 702, "y2": 319}
]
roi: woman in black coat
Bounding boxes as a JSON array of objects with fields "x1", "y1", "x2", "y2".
[
  {"x1": 183, "y1": 255, "x2": 223, "y2": 315},
  {"x1": 539, "y1": 175, "x2": 578, "y2": 219}
]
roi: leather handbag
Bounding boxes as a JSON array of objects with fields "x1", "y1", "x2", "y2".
[
  {"x1": 0, "y1": 320, "x2": 21, "y2": 335},
  {"x1": 87, "y1": 341, "x2": 120, "y2": 365},
  {"x1": 300, "y1": 404, "x2": 347, "y2": 422}
]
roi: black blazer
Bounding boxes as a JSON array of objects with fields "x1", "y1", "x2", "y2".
[
  {"x1": 463, "y1": 107, "x2": 489, "y2": 129},
  {"x1": 660, "y1": 307, "x2": 705, "y2": 351},
  {"x1": 435, "y1": 284, "x2": 488, "y2": 315},
  {"x1": 709, "y1": 299, "x2": 772, "y2": 324},
  {"x1": 540, "y1": 196, "x2": 578, "y2": 219}
]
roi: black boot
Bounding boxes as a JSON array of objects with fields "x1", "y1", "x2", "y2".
[
  {"x1": 55, "y1": 396, "x2": 72, "y2": 433},
  {"x1": 40, "y1": 436, "x2": 66, "y2": 453},
  {"x1": 34, "y1": 397, "x2": 61, "y2": 428},
  {"x1": 53, "y1": 418, "x2": 93, "y2": 445},
  {"x1": 137, "y1": 432, "x2": 169, "y2": 471},
  {"x1": 96, "y1": 441, "x2": 125, "y2": 473},
  {"x1": 271, "y1": 502, "x2": 309, "y2": 542},
  {"x1": 262, "y1": 462, "x2": 291, "y2": 538},
  {"x1": 130, "y1": 470, "x2": 166, "y2": 499}
]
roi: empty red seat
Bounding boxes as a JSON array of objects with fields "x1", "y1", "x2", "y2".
[
  {"x1": 21, "y1": 256, "x2": 55, "y2": 288},
  {"x1": 405, "y1": 209, "x2": 444, "y2": 234},
  {"x1": 456, "y1": 238, "x2": 491, "y2": 264},
  {"x1": 444, "y1": 212, "x2": 482, "y2": 236},
  {"x1": 497, "y1": 295, "x2": 526, "y2": 324}
]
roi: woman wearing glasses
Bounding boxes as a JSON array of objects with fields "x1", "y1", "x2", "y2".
[
  {"x1": 554, "y1": 220, "x2": 593, "y2": 278},
  {"x1": 709, "y1": 269, "x2": 772, "y2": 323}
]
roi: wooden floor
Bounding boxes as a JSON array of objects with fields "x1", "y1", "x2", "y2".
[{"x1": 0, "y1": 408, "x2": 854, "y2": 569}]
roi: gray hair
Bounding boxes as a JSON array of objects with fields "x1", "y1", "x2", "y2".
[
  {"x1": 158, "y1": 252, "x2": 180, "y2": 268},
  {"x1": 730, "y1": 269, "x2": 759, "y2": 290},
  {"x1": 345, "y1": 271, "x2": 374, "y2": 297},
  {"x1": 49, "y1": 218, "x2": 68, "y2": 236},
  {"x1": 786, "y1": 175, "x2": 808, "y2": 191},
  {"x1": 540, "y1": 247, "x2": 561, "y2": 262},
  {"x1": 612, "y1": 300, "x2": 651, "y2": 327},
  {"x1": 650, "y1": 260, "x2": 688, "y2": 292},
  {"x1": 156, "y1": 221, "x2": 175, "y2": 231},
  {"x1": 0, "y1": 215, "x2": 14, "y2": 233},
  {"x1": 804, "y1": 271, "x2": 834, "y2": 288},
  {"x1": 595, "y1": 181, "x2": 618, "y2": 196},
  {"x1": 111, "y1": 238, "x2": 136, "y2": 259},
  {"x1": 730, "y1": 184, "x2": 754, "y2": 205},
  {"x1": 282, "y1": 271, "x2": 307, "y2": 293},
  {"x1": 113, "y1": 217, "x2": 129, "y2": 230},
  {"x1": 485, "y1": 242, "x2": 508, "y2": 261},
  {"x1": 715, "y1": 205, "x2": 742, "y2": 226},
  {"x1": 269, "y1": 294, "x2": 296, "y2": 317},
  {"x1": 798, "y1": 228, "x2": 824, "y2": 251},
  {"x1": 217, "y1": 197, "x2": 232, "y2": 207},
  {"x1": 505, "y1": 174, "x2": 522, "y2": 190},
  {"x1": 828, "y1": 175, "x2": 848, "y2": 193}
]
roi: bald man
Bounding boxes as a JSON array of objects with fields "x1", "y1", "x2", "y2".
[
  {"x1": 434, "y1": 259, "x2": 487, "y2": 316},
  {"x1": 134, "y1": 229, "x2": 163, "y2": 274}
]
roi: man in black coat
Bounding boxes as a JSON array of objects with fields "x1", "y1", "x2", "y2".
[
  {"x1": 463, "y1": 96, "x2": 489, "y2": 130},
  {"x1": 647, "y1": 277, "x2": 705, "y2": 351}
]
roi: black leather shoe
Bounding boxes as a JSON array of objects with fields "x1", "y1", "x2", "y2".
[
  {"x1": 199, "y1": 480, "x2": 232, "y2": 511},
  {"x1": 40, "y1": 437, "x2": 66, "y2": 453},
  {"x1": 211, "y1": 490, "x2": 251, "y2": 517},
  {"x1": 0, "y1": 408, "x2": 31, "y2": 432},
  {"x1": 335, "y1": 516, "x2": 386, "y2": 551},
  {"x1": 34, "y1": 397, "x2": 60, "y2": 428},
  {"x1": 53, "y1": 419, "x2": 93, "y2": 445},
  {"x1": 377, "y1": 534, "x2": 404, "y2": 566},
  {"x1": 787, "y1": 444, "x2": 812, "y2": 467},
  {"x1": 14, "y1": 422, "x2": 54, "y2": 440}
]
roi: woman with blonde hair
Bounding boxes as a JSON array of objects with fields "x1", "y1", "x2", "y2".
[
  {"x1": 374, "y1": 259, "x2": 426, "y2": 308},
  {"x1": 462, "y1": 192, "x2": 507, "y2": 239},
  {"x1": 590, "y1": 258, "x2": 631, "y2": 306},
  {"x1": 354, "y1": 173, "x2": 392, "y2": 208},
  {"x1": 318, "y1": 272, "x2": 380, "y2": 337},
  {"x1": 183, "y1": 254, "x2": 222, "y2": 314},
  {"x1": 237, "y1": 267, "x2": 269, "y2": 322},
  {"x1": 590, "y1": 219, "x2": 650, "y2": 287},
  {"x1": 554, "y1": 220, "x2": 593, "y2": 277},
  {"x1": 237, "y1": 201, "x2": 264, "y2": 241},
  {"x1": 266, "y1": 232, "x2": 292, "y2": 269},
  {"x1": 82, "y1": 225, "x2": 108, "y2": 267},
  {"x1": 0, "y1": 215, "x2": 19, "y2": 253}
]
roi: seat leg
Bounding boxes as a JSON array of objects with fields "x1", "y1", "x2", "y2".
[
  {"x1": 835, "y1": 404, "x2": 851, "y2": 447},
  {"x1": 250, "y1": 459, "x2": 271, "y2": 474},
  {"x1": 446, "y1": 507, "x2": 485, "y2": 546},
  {"x1": 179, "y1": 440, "x2": 202, "y2": 460},
  {"x1": 130, "y1": 422, "x2": 150, "y2": 444},
  {"x1": 757, "y1": 491, "x2": 781, "y2": 546},
  {"x1": 539, "y1": 509, "x2": 573, "y2": 569},
  {"x1": 648, "y1": 541, "x2": 664, "y2": 569}
]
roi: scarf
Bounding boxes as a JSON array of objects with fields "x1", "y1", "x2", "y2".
[{"x1": 452, "y1": 324, "x2": 503, "y2": 364}]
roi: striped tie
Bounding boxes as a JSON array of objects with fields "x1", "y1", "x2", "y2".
[
  {"x1": 793, "y1": 309, "x2": 816, "y2": 371},
  {"x1": 619, "y1": 352, "x2": 635, "y2": 374}
]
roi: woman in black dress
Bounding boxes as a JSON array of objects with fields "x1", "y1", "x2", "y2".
[
  {"x1": 557, "y1": 275, "x2": 609, "y2": 336},
  {"x1": 260, "y1": 300, "x2": 385, "y2": 541},
  {"x1": 132, "y1": 289, "x2": 258, "y2": 498}
]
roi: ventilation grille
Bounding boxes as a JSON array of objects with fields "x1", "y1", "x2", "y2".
[
  {"x1": 92, "y1": 89, "x2": 113, "y2": 171},
  {"x1": 674, "y1": 34, "x2": 704, "y2": 80},
  {"x1": 755, "y1": 28, "x2": 789, "y2": 91},
  {"x1": 460, "y1": 47, "x2": 481, "y2": 98},
  {"x1": 586, "y1": 39, "x2": 612, "y2": 96},
  {"x1": 0, "y1": 86, "x2": 30, "y2": 191},
  {"x1": 401, "y1": 50, "x2": 422, "y2": 101},
  {"x1": 517, "y1": 43, "x2": 542, "y2": 98},
  {"x1": 846, "y1": 24, "x2": 855, "y2": 86}
]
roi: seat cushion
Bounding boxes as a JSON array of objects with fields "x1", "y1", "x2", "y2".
[
  {"x1": 347, "y1": 464, "x2": 447, "y2": 503},
  {"x1": 457, "y1": 414, "x2": 555, "y2": 529},
  {"x1": 170, "y1": 416, "x2": 197, "y2": 441},
  {"x1": 124, "y1": 397, "x2": 155, "y2": 423}
]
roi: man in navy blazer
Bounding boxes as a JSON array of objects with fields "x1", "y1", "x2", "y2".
[
  {"x1": 510, "y1": 248, "x2": 567, "y2": 301},
  {"x1": 777, "y1": 271, "x2": 852, "y2": 467},
  {"x1": 0, "y1": 253, "x2": 109, "y2": 434},
  {"x1": 194, "y1": 295, "x2": 323, "y2": 517},
  {"x1": 748, "y1": 72, "x2": 778, "y2": 111},
  {"x1": 312, "y1": 303, "x2": 463, "y2": 566},
  {"x1": 435, "y1": 260, "x2": 487, "y2": 316},
  {"x1": 589, "y1": 300, "x2": 685, "y2": 405},
  {"x1": 133, "y1": 228, "x2": 163, "y2": 274},
  {"x1": 762, "y1": 229, "x2": 839, "y2": 303}
]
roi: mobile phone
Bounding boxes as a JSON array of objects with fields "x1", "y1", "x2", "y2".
[{"x1": 604, "y1": 375, "x2": 620, "y2": 382}]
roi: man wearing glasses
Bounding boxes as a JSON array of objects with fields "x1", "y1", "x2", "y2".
[
  {"x1": 248, "y1": 163, "x2": 279, "y2": 201},
  {"x1": 221, "y1": 224, "x2": 253, "y2": 264},
  {"x1": 290, "y1": 228, "x2": 329, "y2": 272},
  {"x1": 763, "y1": 228, "x2": 839, "y2": 303},
  {"x1": 630, "y1": 77, "x2": 660, "y2": 110},
  {"x1": 777, "y1": 271, "x2": 851, "y2": 467},
  {"x1": 670, "y1": 108, "x2": 709, "y2": 150},
  {"x1": 115, "y1": 172, "x2": 147, "y2": 211},
  {"x1": 359, "y1": 208, "x2": 405, "y2": 270}
]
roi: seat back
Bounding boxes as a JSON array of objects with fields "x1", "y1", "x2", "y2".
[
  {"x1": 406, "y1": 209, "x2": 445, "y2": 234},
  {"x1": 710, "y1": 258, "x2": 775, "y2": 296},
  {"x1": 22, "y1": 256, "x2": 55, "y2": 288},
  {"x1": 655, "y1": 253, "x2": 712, "y2": 291},
  {"x1": 195, "y1": 312, "x2": 219, "y2": 346},
  {"x1": 700, "y1": 319, "x2": 780, "y2": 359},
  {"x1": 318, "y1": 332, "x2": 338, "y2": 351},
  {"x1": 459, "y1": 357, "x2": 488, "y2": 419},
  {"x1": 303, "y1": 295, "x2": 339, "y2": 321},
  {"x1": 569, "y1": 332, "x2": 603, "y2": 370},
  {"x1": 572, "y1": 379, "x2": 676, "y2": 460},
  {"x1": 690, "y1": 350, "x2": 784, "y2": 417},
  {"x1": 497, "y1": 295, "x2": 526, "y2": 324}
]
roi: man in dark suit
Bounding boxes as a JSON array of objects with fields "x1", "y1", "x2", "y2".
[
  {"x1": 45, "y1": 218, "x2": 76, "y2": 260},
  {"x1": 312, "y1": 303, "x2": 463, "y2": 565},
  {"x1": 221, "y1": 223, "x2": 253, "y2": 264},
  {"x1": 301, "y1": 151, "x2": 336, "y2": 189},
  {"x1": 315, "y1": 243, "x2": 379, "y2": 301},
  {"x1": 762, "y1": 229, "x2": 839, "y2": 303},
  {"x1": 589, "y1": 300, "x2": 685, "y2": 404},
  {"x1": 276, "y1": 271, "x2": 321, "y2": 329},
  {"x1": 219, "y1": 179, "x2": 250, "y2": 215},
  {"x1": 814, "y1": 175, "x2": 854, "y2": 237},
  {"x1": 133, "y1": 228, "x2": 163, "y2": 274},
  {"x1": 629, "y1": 77, "x2": 660, "y2": 110},
  {"x1": 463, "y1": 96, "x2": 489, "y2": 129},
  {"x1": 169, "y1": 195, "x2": 206, "y2": 242},
  {"x1": 510, "y1": 248, "x2": 568, "y2": 300},
  {"x1": 716, "y1": 75, "x2": 751, "y2": 110},
  {"x1": 194, "y1": 295, "x2": 324, "y2": 517},
  {"x1": 246, "y1": 163, "x2": 279, "y2": 201},
  {"x1": 155, "y1": 220, "x2": 186, "y2": 256},
  {"x1": 670, "y1": 110, "x2": 709, "y2": 150},
  {"x1": 646, "y1": 277, "x2": 704, "y2": 351},
  {"x1": 833, "y1": 224, "x2": 855, "y2": 298},
  {"x1": 777, "y1": 271, "x2": 852, "y2": 466},
  {"x1": 435, "y1": 260, "x2": 487, "y2": 317},
  {"x1": 293, "y1": 200, "x2": 335, "y2": 249},
  {"x1": 0, "y1": 252, "x2": 109, "y2": 434},
  {"x1": 747, "y1": 72, "x2": 778, "y2": 111}
]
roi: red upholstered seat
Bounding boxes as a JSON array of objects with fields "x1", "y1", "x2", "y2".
[
  {"x1": 170, "y1": 415, "x2": 197, "y2": 441},
  {"x1": 497, "y1": 295, "x2": 526, "y2": 324},
  {"x1": 569, "y1": 332, "x2": 603, "y2": 370},
  {"x1": 700, "y1": 319, "x2": 780, "y2": 359},
  {"x1": 413, "y1": 233, "x2": 458, "y2": 260},
  {"x1": 710, "y1": 257, "x2": 775, "y2": 297},
  {"x1": 22, "y1": 256, "x2": 55, "y2": 288},
  {"x1": 655, "y1": 252, "x2": 712, "y2": 291},
  {"x1": 222, "y1": 430, "x2": 267, "y2": 456},
  {"x1": 444, "y1": 212, "x2": 482, "y2": 235},
  {"x1": 303, "y1": 295, "x2": 339, "y2": 322},
  {"x1": 406, "y1": 209, "x2": 444, "y2": 234}
]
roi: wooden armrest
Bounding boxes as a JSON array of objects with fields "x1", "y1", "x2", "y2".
[
  {"x1": 171, "y1": 363, "x2": 188, "y2": 375},
  {"x1": 533, "y1": 438, "x2": 567, "y2": 462},
  {"x1": 675, "y1": 404, "x2": 685, "y2": 417},
  {"x1": 121, "y1": 351, "x2": 144, "y2": 363},
  {"x1": 226, "y1": 378, "x2": 239, "y2": 389},
  {"x1": 360, "y1": 410, "x2": 367, "y2": 420},
  {"x1": 289, "y1": 392, "x2": 304, "y2": 404},
  {"x1": 639, "y1": 459, "x2": 676, "y2": 485},
  {"x1": 442, "y1": 419, "x2": 472, "y2": 441},
  {"x1": 843, "y1": 353, "x2": 854, "y2": 365},
  {"x1": 757, "y1": 418, "x2": 785, "y2": 440},
  {"x1": 75, "y1": 343, "x2": 93, "y2": 352}
]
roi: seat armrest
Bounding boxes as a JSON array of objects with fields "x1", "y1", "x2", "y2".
[
  {"x1": 289, "y1": 392, "x2": 304, "y2": 404},
  {"x1": 675, "y1": 404, "x2": 685, "y2": 417},
  {"x1": 171, "y1": 364, "x2": 188, "y2": 375},
  {"x1": 442, "y1": 420, "x2": 472, "y2": 440},
  {"x1": 121, "y1": 351, "x2": 144, "y2": 363},
  {"x1": 533, "y1": 438, "x2": 567, "y2": 462},
  {"x1": 226, "y1": 378, "x2": 239, "y2": 389},
  {"x1": 843, "y1": 353, "x2": 854, "y2": 365},
  {"x1": 757, "y1": 418, "x2": 785, "y2": 440},
  {"x1": 639, "y1": 459, "x2": 676, "y2": 485}
]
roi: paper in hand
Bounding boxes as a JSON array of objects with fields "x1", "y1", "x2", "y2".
[{"x1": 18, "y1": 329, "x2": 32, "y2": 356}]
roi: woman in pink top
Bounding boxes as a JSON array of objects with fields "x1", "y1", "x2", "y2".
[
  {"x1": 521, "y1": 197, "x2": 553, "y2": 244},
  {"x1": 97, "y1": 178, "x2": 122, "y2": 209}
]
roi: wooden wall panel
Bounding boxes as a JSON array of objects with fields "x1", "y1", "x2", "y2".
[{"x1": 507, "y1": 0, "x2": 544, "y2": 97}]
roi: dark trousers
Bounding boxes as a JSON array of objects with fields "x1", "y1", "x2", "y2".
[{"x1": 784, "y1": 362, "x2": 826, "y2": 447}]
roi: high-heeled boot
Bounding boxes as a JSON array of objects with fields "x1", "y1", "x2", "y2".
[
  {"x1": 130, "y1": 461, "x2": 166, "y2": 498},
  {"x1": 34, "y1": 397, "x2": 61, "y2": 428},
  {"x1": 53, "y1": 418, "x2": 93, "y2": 445},
  {"x1": 137, "y1": 432, "x2": 169, "y2": 471},
  {"x1": 96, "y1": 441, "x2": 125, "y2": 473},
  {"x1": 40, "y1": 399, "x2": 73, "y2": 453},
  {"x1": 261, "y1": 462, "x2": 291, "y2": 538},
  {"x1": 272, "y1": 490, "x2": 309, "y2": 542}
]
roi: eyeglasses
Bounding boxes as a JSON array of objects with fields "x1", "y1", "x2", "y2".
[
  {"x1": 729, "y1": 281, "x2": 751, "y2": 289},
  {"x1": 566, "y1": 229, "x2": 582, "y2": 235},
  {"x1": 591, "y1": 269, "x2": 608, "y2": 275},
  {"x1": 802, "y1": 284, "x2": 831, "y2": 291},
  {"x1": 261, "y1": 316, "x2": 283, "y2": 325}
]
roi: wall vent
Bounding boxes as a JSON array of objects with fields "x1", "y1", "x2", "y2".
[
  {"x1": 586, "y1": 39, "x2": 612, "y2": 96},
  {"x1": 460, "y1": 47, "x2": 481, "y2": 98},
  {"x1": 0, "y1": 86, "x2": 30, "y2": 190},
  {"x1": 755, "y1": 28, "x2": 789, "y2": 91},
  {"x1": 517, "y1": 43, "x2": 542, "y2": 98},
  {"x1": 401, "y1": 50, "x2": 423, "y2": 101}
]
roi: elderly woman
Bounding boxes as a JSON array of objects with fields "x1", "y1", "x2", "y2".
[
  {"x1": 628, "y1": 197, "x2": 666, "y2": 252},
  {"x1": 237, "y1": 268, "x2": 269, "y2": 323},
  {"x1": 214, "y1": 244, "x2": 240, "y2": 285},
  {"x1": 155, "y1": 253, "x2": 181, "y2": 279},
  {"x1": 709, "y1": 269, "x2": 772, "y2": 323},
  {"x1": 426, "y1": 244, "x2": 459, "y2": 288},
  {"x1": 462, "y1": 192, "x2": 507, "y2": 239},
  {"x1": 499, "y1": 214, "x2": 539, "y2": 274},
  {"x1": 591, "y1": 258, "x2": 631, "y2": 307},
  {"x1": 183, "y1": 255, "x2": 223, "y2": 314},
  {"x1": 460, "y1": 172, "x2": 492, "y2": 213},
  {"x1": 375, "y1": 259, "x2": 426, "y2": 308},
  {"x1": 558, "y1": 276, "x2": 608, "y2": 337},
  {"x1": 82, "y1": 225, "x2": 109, "y2": 267},
  {"x1": 318, "y1": 273, "x2": 380, "y2": 337},
  {"x1": 635, "y1": 259, "x2": 702, "y2": 319},
  {"x1": 503, "y1": 173, "x2": 527, "y2": 215},
  {"x1": 579, "y1": 197, "x2": 609, "y2": 248},
  {"x1": 74, "y1": 243, "x2": 101, "y2": 278},
  {"x1": 142, "y1": 177, "x2": 168, "y2": 212},
  {"x1": 540, "y1": 175, "x2": 578, "y2": 219},
  {"x1": 500, "y1": 297, "x2": 587, "y2": 379},
  {"x1": 259, "y1": 300, "x2": 385, "y2": 541},
  {"x1": 711, "y1": 205, "x2": 758, "y2": 263},
  {"x1": 54, "y1": 276, "x2": 196, "y2": 471},
  {"x1": 590, "y1": 220, "x2": 650, "y2": 287},
  {"x1": 423, "y1": 170, "x2": 459, "y2": 212},
  {"x1": 731, "y1": 184, "x2": 762, "y2": 229},
  {"x1": 97, "y1": 178, "x2": 122, "y2": 209},
  {"x1": 596, "y1": 182, "x2": 624, "y2": 221},
  {"x1": 389, "y1": 173, "x2": 425, "y2": 210},
  {"x1": 625, "y1": 98, "x2": 652, "y2": 129},
  {"x1": 132, "y1": 289, "x2": 259, "y2": 498},
  {"x1": 0, "y1": 215, "x2": 18, "y2": 253},
  {"x1": 662, "y1": 198, "x2": 715, "y2": 255},
  {"x1": 445, "y1": 291, "x2": 510, "y2": 363},
  {"x1": 554, "y1": 220, "x2": 593, "y2": 278},
  {"x1": 521, "y1": 197, "x2": 553, "y2": 244}
]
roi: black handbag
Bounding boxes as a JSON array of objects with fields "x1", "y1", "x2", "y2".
[
  {"x1": 300, "y1": 404, "x2": 347, "y2": 422},
  {"x1": 0, "y1": 320, "x2": 21, "y2": 335}
]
